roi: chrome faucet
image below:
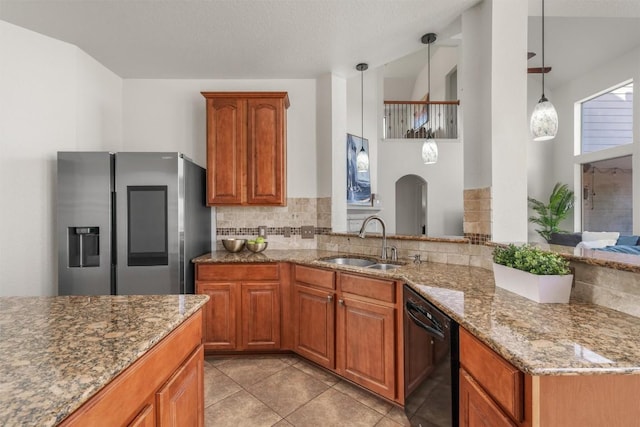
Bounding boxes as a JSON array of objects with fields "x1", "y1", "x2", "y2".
[{"x1": 358, "y1": 215, "x2": 388, "y2": 260}]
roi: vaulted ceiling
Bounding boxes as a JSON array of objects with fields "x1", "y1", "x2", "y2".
[{"x1": 1, "y1": 0, "x2": 639, "y2": 84}]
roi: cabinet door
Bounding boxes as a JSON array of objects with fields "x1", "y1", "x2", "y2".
[
  {"x1": 157, "y1": 346, "x2": 204, "y2": 427},
  {"x1": 127, "y1": 402, "x2": 155, "y2": 427},
  {"x1": 459, "y1": 369, "x2": 517, "y2": 427},
  {"x1": 293, "y1": 283, "x2": 335, "y2": 369},
  {"x1": 241, "y1": 282, "x2": 281, "y2": 350},
  {"x1": 206, "y1": 97, "x2": 245, "y2": 205},
  {"x1": 246, "y1": 97, "x2": 286, "y2": 205},
  {"x1": 197, "y1": 282, "x2": 238, "y2": 350},
  {"x1": 336, "y1": 296, "x2": 396, "y2": 400}
]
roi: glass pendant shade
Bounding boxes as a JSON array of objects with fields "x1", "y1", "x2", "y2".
[
  {"x1": 356, "y1": 147, "x2": 369, "y2": 172},
  {"x1": 530, "y1": 96, "x2": 558, "y2": 141},
  {"x1": 421, "y1": 138, "x2": 438, "y2": 164}
]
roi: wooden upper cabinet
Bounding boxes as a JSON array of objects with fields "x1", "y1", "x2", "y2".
[{"x1": 202, "y1": 92, "x2": 289, "y2": 206}]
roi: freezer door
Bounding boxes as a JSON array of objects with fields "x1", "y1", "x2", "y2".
[
  {"x1": 115, "y1": 153, "x2": 181, "y2": 294},
  {"x1": 57, "y1": 152, "x2": 114, "y2": 295}
]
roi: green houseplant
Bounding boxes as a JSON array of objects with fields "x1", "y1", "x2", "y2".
[
  {"x1": 528, "y1": 183, "x2": 575, "y2": 242},
  {"x1": 492, "y1": 244, "x2": 573, "y2": 303}
]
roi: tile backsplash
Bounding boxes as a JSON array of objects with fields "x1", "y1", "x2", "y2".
[{"x1": 215, "y1": 197, "x2": 331, "y2": 250}]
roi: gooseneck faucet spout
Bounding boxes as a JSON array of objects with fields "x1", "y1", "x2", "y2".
[{"x1": 358, "y1": 215, "x2": 388, "y2": 260}]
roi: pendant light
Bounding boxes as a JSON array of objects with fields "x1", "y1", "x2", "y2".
[
  {"x1": 421, "y1": 33, "x2": 438, "y2": 164},
  {"x1": 530, "y1": 0, "x2": 558, "y2": 141},
  {"x1": 356, "y1": 63, "x2": 370, "y2": 172}
]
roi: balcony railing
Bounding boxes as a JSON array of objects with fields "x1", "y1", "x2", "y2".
[{"x1": 383, "y1": 100, "x2": 460, "y2": 140}]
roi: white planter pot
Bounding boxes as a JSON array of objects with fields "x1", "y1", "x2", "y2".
[{"x1": 492, "y1": 263, "x2": 573, "y2": 303}]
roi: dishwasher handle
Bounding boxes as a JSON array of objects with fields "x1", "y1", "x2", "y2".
[{"x1": 405, "y1": 300, "x2": 445, "y2": 340}]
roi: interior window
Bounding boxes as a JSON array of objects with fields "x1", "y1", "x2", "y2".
[
  {"x1": 580, "y1": 81, "x2": 633, "y2": 154},
  {"x1": 582, "y1": 156, "x2": 633, "y2": 235}
]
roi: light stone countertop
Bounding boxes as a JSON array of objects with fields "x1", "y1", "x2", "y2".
[
  {"x1": 0, "y1": 294, "x2": 208, "y2": 426},
  {"x1": 194, "y1": 249, "x2": 640, "y2": 376}
]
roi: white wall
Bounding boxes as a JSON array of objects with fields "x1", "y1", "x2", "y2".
[
  {"x1": 0, "y1": 21, "x2": 123, "y2": 296},
  {"x1": 411, "y1": 46, "x2": 458, "y2": 102},
  {"x1": 461, "y1": 0, "x2": 493, "y2": 189},
  {"x1": 377, "y1": 140, "x2": 464, "y2": 236},
  {"x1": 490, "y1": 0, "x2": 528, "y2": 243},
  {"x1": 123, "y1": 79, "x2": 317, "y2": 198},
  {"x1": 384, "y1": 77, "x2": 415, "y2": 100}
]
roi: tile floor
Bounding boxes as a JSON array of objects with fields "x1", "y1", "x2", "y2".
[{"x1": 204, "y1": 354, "x2": 420, "y2": 426}]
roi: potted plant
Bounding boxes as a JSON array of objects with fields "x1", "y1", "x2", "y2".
[
  {"x1": 528, "y1": 183, "x2": 575, "y2": 242},
  {"x1": 492, "y1": 244, "x2": 573, "y2": 303}
]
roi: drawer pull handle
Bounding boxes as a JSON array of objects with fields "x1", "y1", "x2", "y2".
[
  {"x1": 327, "y1": 295, "x2": 333, "y2": 302},
  {"x1": 338, "y1": 299, "x2": 345, "y2": 306}
]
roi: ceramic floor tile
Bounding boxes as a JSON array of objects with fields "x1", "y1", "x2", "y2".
[
  {"x1": 215, "y1": 356, "x2": 290, "y2": 387},
  {"x1": 385, "y1": 406, "x2": 411, "y2": 426},
  {"x1": 333, "y1": 380, "x2": 394, "y2": 415},
  {"x1": 375, "y1": 417, "x2": 406, "y2": 427},
  {"x1": 205, "y1": 389, "x2": 282, "y2": 427},
  {"x1": 292, "y1": 359, "x2": 340, "y2": 386},
  {"x1": 285, "y1": 388, "x2": 384, "y2": 427},
  {"x1": 203, "y1": 370, "x2": 242, "y2": 408},
  {"x1": 247, "y1": 365, "x2": 330, "y2": 417}
]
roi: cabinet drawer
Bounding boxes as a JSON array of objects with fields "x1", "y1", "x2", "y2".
[
  {"x1": 197, "y1": 263, "x2": 279, "y2": 281},
  {"x1": 294, "y1": 265, "x2": 335, "y2": 290},
  {"x1": 459, "y1": 328, "x2": 524, "y2": 422},
  {"x1": 339, "y1": 273, "x2": 395, "y2": 303}
]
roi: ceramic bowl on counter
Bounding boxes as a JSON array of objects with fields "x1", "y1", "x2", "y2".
[
  {"x1": 246, "y1": 241, "x2": 268, "y2": 253},
  {"x1": 221, "y1": 238, "x2": 246, "y2": 253}
]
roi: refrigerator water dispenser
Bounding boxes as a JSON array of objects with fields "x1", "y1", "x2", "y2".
[{"x1": 68, "y1": 227, "x2": 100, "y2": 267}]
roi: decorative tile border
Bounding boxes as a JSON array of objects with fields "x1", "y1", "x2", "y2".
[
  {"x1": 464, "y1": 233, "x2": 492, "y2": 245},
  {"x1": 217, "y1": 227, "x2": 332, "y2": 237}
]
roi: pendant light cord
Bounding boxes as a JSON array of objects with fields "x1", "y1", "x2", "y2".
[
  {"x1": 541, "y1": 0, "x2": 545, "y2": 98},
  {"x1": 361, "y1": 67, "x2": 364, "y2": 139},
  {"x1": 427, "y1": 41, "x2": 431, "y2": 101}
]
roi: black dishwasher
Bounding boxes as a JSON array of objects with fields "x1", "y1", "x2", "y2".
[{"x1": 404, "y1": 284, "x2": 459, "y2": 427}]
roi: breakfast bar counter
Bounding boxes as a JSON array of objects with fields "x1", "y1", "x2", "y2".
[
  {"x1": 193, "y1": 249, "x2": 640, "y2": 377},
  {"x1": 0, "y1": 294, "x2": 208, "y2": 426}
]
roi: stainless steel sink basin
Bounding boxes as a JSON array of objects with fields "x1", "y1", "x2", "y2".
[
  {"x1": 321, "y1": 257, "x2": 377, "y2": 267},
  {"x1": 367, "y1": 263, "x2": 402, "y2": 271}
]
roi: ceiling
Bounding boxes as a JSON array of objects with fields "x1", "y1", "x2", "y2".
[
  {"x1": 1, "y1": 0, "x2": 639, "y2": 83},
  {"x1": 0, "y1": 0, "x2": 481, "y2": 79}
]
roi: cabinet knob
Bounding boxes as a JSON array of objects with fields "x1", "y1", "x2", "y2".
[
  {"x1": 327, "y1": 295, "x2": 333, "y2": 302},
  {"x1": 338, "y1": 299, "x2": 345, "y2": 306}
]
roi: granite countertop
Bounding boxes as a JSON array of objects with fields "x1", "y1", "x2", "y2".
[
  {"x1": 194, "y1": 250, "x2": 640, "y2": 376},
  {"x1": 0, "y1": 294, "x2": 209, "y2": 426}
]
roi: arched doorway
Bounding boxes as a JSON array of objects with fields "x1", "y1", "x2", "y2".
[{"x1": 396, "y1": 175, "x2": 427, "y2": 235}]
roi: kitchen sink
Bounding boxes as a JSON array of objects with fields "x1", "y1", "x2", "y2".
[
  {"x1": 367, "y1": 263, "x2": 402, "y2": 271},
  {"x1": 320, "y1": 257, "x2": 377, "y2": 267}
]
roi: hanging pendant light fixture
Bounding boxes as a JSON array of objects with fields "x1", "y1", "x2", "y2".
[
  {"x1": 356, "y1": 63, "x2": 370, "y2": 172},
  {"x1": 530, "y1": 0, "x2": 558, "y2": 141},
  {"x1": 421, "y1": 33, "x2": 438, "y2": 164}
]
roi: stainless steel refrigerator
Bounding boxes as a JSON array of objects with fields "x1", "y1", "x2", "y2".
[{"x1": 57, "y1": 152, "x2": 211, "y2": 295}]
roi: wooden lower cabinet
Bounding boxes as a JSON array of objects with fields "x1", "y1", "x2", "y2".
[
  {"x1": 459, "y1": 368, "x2": 517, "y2": 427},
  {"x1": 336, "y1": 295, "x2": 396, "y2": 400},
  {"x1": 156, "y1": 346, "x2": 204, "y2": 426},
  {"x1": 241, "y1": 282, "x2": 281, "y2": 349},
  {"x1": 198, "y1": 283, "x2": 237, "y2": 350},
  {"x1": 61, "y1": 311, "x2": 204, "y2": 427},
  {"x1": 293, "y1": 283, "x2": 335, "y2": 368},
  {"x1": 128, "y1": 402, "x2": 155, "y2": 427},
  {"x1": 292, "y1": 265, "x2": 401, "y2": 402},
  {"x1": 196, "y1": 263, "x2": 281, "y2": 352}
]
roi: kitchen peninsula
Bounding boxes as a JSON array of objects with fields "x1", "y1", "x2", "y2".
[
  {"x1": 0, "y1": 294, "x2": 208, "y2": 426},
  {"x1": 194, "y1": 248, "x2": 640, "y2": 426}
]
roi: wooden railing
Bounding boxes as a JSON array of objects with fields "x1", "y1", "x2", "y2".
[{"x1": 383, "y1": 100, "x2": 460, "y2": 139}]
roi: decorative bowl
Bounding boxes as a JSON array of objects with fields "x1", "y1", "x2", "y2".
[
  {"x1": 221, "y1": 239, "x2": 246, "y2": 253},
  {"x1": 246, "y1": 241, "x2": 268, "y2": 253}
]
